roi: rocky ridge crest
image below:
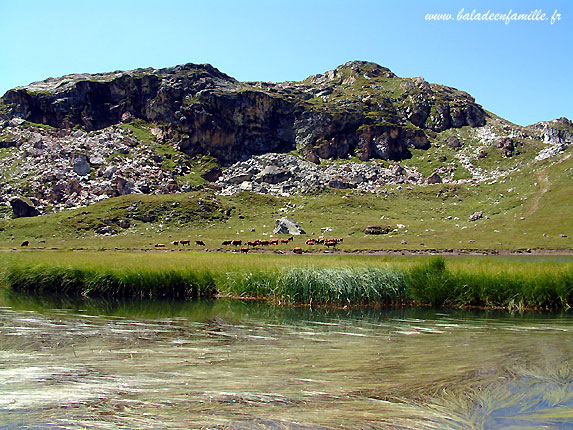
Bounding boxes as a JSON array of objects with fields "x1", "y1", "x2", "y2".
[{"x1": 0, "y1": 61, "x2": 571, "y2": 217}]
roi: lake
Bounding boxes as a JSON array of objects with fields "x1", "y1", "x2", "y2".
[{"x1": 1, "y1": 291, "x2": 572, "y2": 429}]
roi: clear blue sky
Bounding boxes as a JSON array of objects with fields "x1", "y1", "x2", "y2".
[{"x1": 1, "y1": 0, "x2": 571, "y2": 126}]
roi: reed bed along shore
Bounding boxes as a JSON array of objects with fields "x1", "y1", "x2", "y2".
[{"x1": 1, "y1": 251, "x2": 572, "y2": 309}]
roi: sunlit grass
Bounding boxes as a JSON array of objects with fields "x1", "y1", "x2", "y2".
[{"x1": 1, "y1": 252, "x2": 571, "y2": 309}]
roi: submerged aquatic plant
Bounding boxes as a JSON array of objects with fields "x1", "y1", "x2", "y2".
[{"x1": 409, "y1": 362, "x2": 573, "y2": 430}]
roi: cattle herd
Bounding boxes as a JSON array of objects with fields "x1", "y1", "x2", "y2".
[
  {"x1": 305, "y1": 238, "x2": 343, "y2": 248},
  {"x1": 19, "y1": 236, "x2": 342, "y2": 254},
  {"x1": 153, "y1": 236, "x2": 344, "y2": 254}
]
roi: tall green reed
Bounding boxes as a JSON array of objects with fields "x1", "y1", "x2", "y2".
[
  {"x1": 2, "y1": 256, "x2": 571, "y2": 309},
  {"x1": 408, "y1": 257, "x2": 573, "y2": 309},
  {"x1": 224, "y1": 267, "x2": 408, "y2": 306},
  {"x1": 3, "y1": 264, "x2": 216, "y2": 299}
]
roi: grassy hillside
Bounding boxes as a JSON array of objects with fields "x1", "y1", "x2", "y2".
[{"x1": 0, "y1": 144, "x2": 571, "y2": 252}]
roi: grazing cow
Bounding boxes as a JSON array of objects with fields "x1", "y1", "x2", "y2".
[
  {"x1": 247, "y1": 241, "x2": 258, "y2": 247},
  {"x1": 195, "y1": 240, "x2": 206, "y2": 246},
  {"x1": 180, "y1": 240, "x2": 190, "y2": 246},
  {"x1": 222, "y1": 240, "x2": 233, "y2": 246},
  {"x1": 270, "y1": 239, "x2": 279, "y2": 245},
  {"x1": 281, "y1": 239, "x2": 289, "y2": 244},
  {"x1": 337, "y1": 238, "x2": 343, "y2": 243},
  {"x1": 171, "y1": 240, "x2": 179, "y2": 246},
  {"x1": 240, "y1": 247, "x2": 249, "y2": 253},
  {"x1": 21, "y1": 240, "x2": 29, "y2": 247},
  {"x1": 293, "y1": 247, "x2": 303, "y2": 254},
  {"x1": 316, "y1": 238, "x2": 325, "y2": 244},
  {"x1": 259, "y1": 240, "x2": 270, "y2": 246},
  {"x1": 288, "y1": 236, "x2": 294, "y2": 242},
  {"x1": 154, "y1": 244, "x2": 166, "y2": 248},
  {"x1": 232, "y1": 240, "x2": 242, "y2": 246},
  {"x1": 306, "y1": 239, "x2": 315, "y2": 245},
  {"x1": 325, "y1": 239, "x2": 338, "y2": 248}
]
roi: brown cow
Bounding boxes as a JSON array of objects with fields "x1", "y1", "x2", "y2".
[
  {"x1": 270, "y1": 239, "x2": 279, "y2": 245},
  {"x1": 288, "y1": 236, "x2": 294, "y2": 242},
  {"x1": 171, "y1": 240, "x2": 179, "y2": 246},
  {"x1": 281, "y1": 239, "x2": 290, "y2": 244},
  {"x1": 154, "y1": 244, "x2": 166, "y2": 248},
  {"x1": 232, "y1": 240, "x2": 242, "y2": 246},
  {"x1": 240, "y1": 247, "x2": 249, "y2": 253},
  {"x1": 325, "y1": 239, "x2": 337, "y2": 248},
  {"x1": 306, "y1": 239, "x2": 315, "y2": 245},
  {"x1": 247, "y1": 241, "x2": 258, "y2": 247},
  {"x1": 180, "y1": 240, "x2": 190, "y2": 246},
  {"x1": 21, "y1": 240, "x2": 29, "y2": 247},
  {"x1": 222, "y1": 240, "x2": 233, "y2": 246},
  {"x1": 196, "y1": 240, "x2": 206, "y2": 246},
  {"x1": 293, "y1": 247, "x2": 303, "y2": 254},
  {"x1": 259, "y1": 240, "x2": 270, "y2": 246}
]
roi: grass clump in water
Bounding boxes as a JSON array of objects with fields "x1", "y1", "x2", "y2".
[
  {"x1": 408, "y1": 257, "x2": 454, "y2": 306},
  {"x1": 278, "y1": 267, "x2": 408, "y2": 306},
  {"x1": 224, "y1": 267, "x2": 408, "y2": 306}
]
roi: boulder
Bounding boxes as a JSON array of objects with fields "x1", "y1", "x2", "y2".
[
  {"x1": 72, "y1": 154, "x2": 91, "y2": 176},
  {"x1": 0, "y1": 138, "x2": 17, "y2": 149},
  {"x1": 113, "y1": 177, "x2": 135, "y2": 196},
  {"x1": 328, "y1": 178, "x2": 356, "y2": 189},
  {"x1": 446, "y1": 136, "x2": 461, "y2": 149},
  {"x1": 257, "y1": 165, "x2": 291, "y2": 184},
  {"x1": 426, "y1": 173, "x2": 442, "y2": 184},
  {"x1": 469, "y1": 211, "x2": 483, "y2": 221},
  {"x1": 273, "y1": 216, "x2": 306, "y2": 235},
  {"x1": 302, "y1": 146, "x2": 320, "y2": 164},
  {"x1": 496, "y1": 137, "x2": 517, "y2": 158},
  {"x1": 227, "y1": 173, "x2": 253, "y2": 184},
  {"x1": 103, "y1": 166, "x2": 117, "y2": 179},
  {"x1": 201, "y1": 166, "x2": 222, "y2": 182},
  {"x1": 10, "y1": 197, "x2": 40, "y2": 218}
]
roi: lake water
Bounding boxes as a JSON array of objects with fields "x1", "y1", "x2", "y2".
[{"x1": 1, "y1": 291, "x2": 572, "y2": 429}]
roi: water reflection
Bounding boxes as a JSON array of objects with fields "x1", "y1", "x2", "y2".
[{"x1": 1, "y1": 290, "x2": 572, "y2": 429}]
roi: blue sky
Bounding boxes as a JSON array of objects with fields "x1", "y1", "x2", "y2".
[{"x1": 0, "y1": 0, "x2": 571, "y2": 126}]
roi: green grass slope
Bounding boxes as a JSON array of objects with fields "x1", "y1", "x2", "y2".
[{"x1": 0, "y1": 143, "x2": 571, "y2": 252}]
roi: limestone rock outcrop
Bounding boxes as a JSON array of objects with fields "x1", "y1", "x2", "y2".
[
  {"x1": 274, "y1": 216, "x2": 306, "y2": 235},
  {"x1": 10, "y1": 197, "x2": 40, "y2": 218},
  {"x1": 1, "y1": 61, "x2": 487, "y2": 165},
  {"x1": 0, "y1": 61, "x2": 570, "y2": 214}
]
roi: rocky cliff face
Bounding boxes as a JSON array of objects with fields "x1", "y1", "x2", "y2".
[
  {"x1": 1, "y1": 61, "x2": 486, "y2": 164},
  {"x1": 0, "y1": 61, "x2": 571, "y2": 217}
]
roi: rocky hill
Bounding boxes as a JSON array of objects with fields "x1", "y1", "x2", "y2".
[{"x1": 0, "y1": 61, "x2": 571, "y2": 218}]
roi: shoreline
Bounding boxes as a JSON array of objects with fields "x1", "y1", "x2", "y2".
[{"x1": 2, "y1": 247, "x2": 573, "y2": 256}]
